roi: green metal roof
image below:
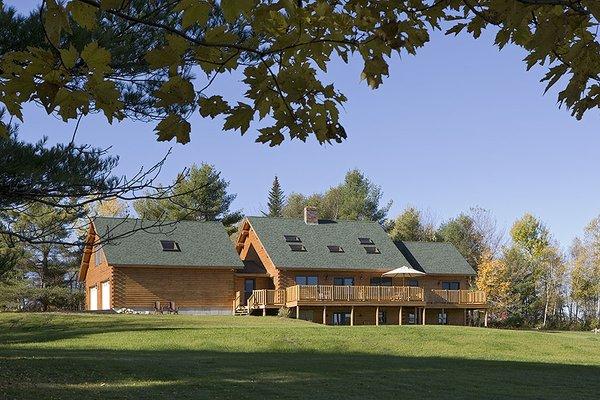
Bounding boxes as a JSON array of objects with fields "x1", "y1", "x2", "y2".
[
  {"x1": 246, "y1": 216, "x2": 412, "y2": 270},
  {"x1": 396, "y1": 241, "x2": 476, "y2": 276},
  {"x1": 93, "y1": 217, "x2": 244, "y2": 268}
]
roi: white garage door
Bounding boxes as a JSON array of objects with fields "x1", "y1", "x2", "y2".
[
  {"x1": 101, "y1": 281, "x2": 111, "y2": 310},
  {"x1": 89, "y1": 286, "x2": 98, "y2": 311}
]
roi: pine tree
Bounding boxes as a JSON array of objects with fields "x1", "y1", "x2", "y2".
[{"x1": 267, "y1": 176, "x2": 285, "y2": 217}]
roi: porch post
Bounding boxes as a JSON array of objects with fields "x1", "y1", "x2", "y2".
[
  {"x1": 464, "y1": 309, "x2": 467, "y2": 326},
  {"x1": 484, "y1": 310, "x2": 488, "y2": 327},
  {"x1": 376, "y1": 306, "x2": 379, "y2": 326},
  {"x1": 399, "y1": 306, "x2": 403, "y2": 326},
  {"x1": 296, "y1": 305, "x2": 300, "y2": 319},
  {"x1": 422, "y1": 307, "x2": 426, "y2": 325},
  {"x1": 262, "y1": 307, "x2": 266, "y2": 316},
  {"x1": 323, "y1": 305, "x2": 327, "y2": 325},
  {"x1": 441, "y1": 308, "x2": 445, "y2": 325},
  {"x1": 350, "y1": 306, "x2": 354, "y2": 326}
]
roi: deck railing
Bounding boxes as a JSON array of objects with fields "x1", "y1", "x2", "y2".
[
  {"x1": 245, "y1": 286, "x2": 487, "y2": 309},
  {"x1": 427, "y1": 290, "x2": 487, "y2": 305},
  {"x1": 233, "y1": 290, "x2": 242, "y2": 310},
  {"x1": 247, "y1": 289, "x2": 286, "y2": 309},
  {"x1": 286, "y1": 285, "x2": 425, "y2": 304}
]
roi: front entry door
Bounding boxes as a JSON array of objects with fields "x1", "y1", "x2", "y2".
[{"x1": 244, "y1": 279, "x2": 255, "y2": 303}]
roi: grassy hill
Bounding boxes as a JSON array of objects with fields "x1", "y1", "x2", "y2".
[{"x1": 0, "y1": 313, "x2": 598, "y2": 399}]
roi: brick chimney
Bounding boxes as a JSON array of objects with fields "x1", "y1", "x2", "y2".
[{"x1": 304, "y1": 206, "x2": 318, "y2": 225}]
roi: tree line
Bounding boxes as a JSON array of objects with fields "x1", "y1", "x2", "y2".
[{"x1": 1, "y1": 164, "x2": 598, "y2": 331}]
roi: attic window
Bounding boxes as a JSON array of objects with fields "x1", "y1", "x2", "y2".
[
  {"x1": 284, "y1": 235, "x2": 302, "y2": 243},
  {"x1": 364, "y1": 246, "x2": 380, "y2": 254},
  {"x1": 327, "y1": 245, "x2": 344, "y2": 253},
  {"x1": 289, "y1": 243, "x2": 307, "y2": 252},
  {"x1": 160, "y1": 240, "x2": 181, "y2": 252},
  {"x1": 358, "y1": 237, "x2": 374, "y2": 245}
]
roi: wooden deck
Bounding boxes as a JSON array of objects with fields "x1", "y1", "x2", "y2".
[{"x1": 244, "y1": 285, "x2": 487, "y2": 310}]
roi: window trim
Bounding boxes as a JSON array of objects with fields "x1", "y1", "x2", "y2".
[
  {"x1": 333, "y1": 277, "x2": 354, "y2": 286},
  {"x1": 332, "y1": 312, "x2": 352, "y2": 326},
  {"x1": 295, "y1": 276, "x2": 318, "y2": 286}
]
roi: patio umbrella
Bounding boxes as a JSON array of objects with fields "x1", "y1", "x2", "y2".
[{"x1": 382, "y1": 266, "x2": 425, "y2": 286}]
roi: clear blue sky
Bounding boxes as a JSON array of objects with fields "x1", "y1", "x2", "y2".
[{"x1": 7, "y1": 1, "x2": 600, "y2": 250}]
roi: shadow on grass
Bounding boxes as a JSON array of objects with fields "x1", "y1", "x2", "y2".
[
  {"x1": 1, "y1": 347, "x2": 599, "y2": 400},
  {"x1": 1, "y1": 315, "x2": 598, "y2": 399}
]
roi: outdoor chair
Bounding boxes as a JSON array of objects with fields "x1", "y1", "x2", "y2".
[
  {"x1": 162, "y1": 301, "x2": 178, "y2": 314},
  {"x1": 153, "y1": 301, "x2": 162, "y2": 314}
]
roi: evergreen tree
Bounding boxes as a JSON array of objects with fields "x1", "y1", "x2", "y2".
[
  {"x1": 133, "y1": 163, "x2": 242, "y2": 228},
  {"x1": 266, "y1": 176, "x2": 285, "y2": 217}
]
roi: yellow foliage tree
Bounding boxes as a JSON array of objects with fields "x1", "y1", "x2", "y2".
[{"x1": 476, "y1": 252, "x2": 512, "y2": 320}]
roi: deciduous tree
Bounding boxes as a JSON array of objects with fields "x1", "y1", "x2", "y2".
[{"x1": 2, "y1": 1, "x2": 600, "y2": 145}]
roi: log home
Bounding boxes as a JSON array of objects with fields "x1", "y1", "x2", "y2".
[
  {"x1": 79, "y1": 217, "x2": 244, "y2": 314},
  {"x1": 234, "y1": 207, "x2": 488, "y2": 326},
  {"x1": 79, "y1": 210, "x2": 488, "y2": 325}
]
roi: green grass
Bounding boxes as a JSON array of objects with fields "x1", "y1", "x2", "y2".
[{"x1": 0, "y1": 313, "x2": 599, "y2": 399}]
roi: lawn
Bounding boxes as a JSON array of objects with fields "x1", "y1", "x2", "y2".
[{"x1": 0, "y1": 313, "x2": 598, "y2": 399}]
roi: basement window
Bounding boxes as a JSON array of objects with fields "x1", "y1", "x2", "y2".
[
  {"x1": 364, "y1": 246, "x2": 381, "y2": 254},
  {"x1": 289, "y1": 243, "x2": 307, "y2": 252},
  {"x1": 284, "y1": 235, "x2": 302, "y2": 243},
  {"x1": 358, "y1": 237, "x2": 374, "y2": 245},
  {"x1": 160, "y1": 240, "x2": 181, "y2": 252},
  {"x1": 327, "y1": 245, "x2": 344, "y2": 253}
]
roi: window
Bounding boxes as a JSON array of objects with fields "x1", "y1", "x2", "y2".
[
  {"x1": 327, "y1": 245, "x2": 344, "y2": 253},
  {"x1": 160, "y1": 240, "x2": 180, "y2": 252},
  {"x1": 438, "y1": 312, "x2": 448, "y2": 325},
  {"x1": 364, "y1": 246, "x2": 381, "y2": 254},
  {"x1": 289, "y1": 243, "x2": 307, "y2": 252},
  {"x1": 442, "y1": 281, "x2": 460, "y2": 290},
  {"x1": 332, "y1": 312, "x2": 352, "y2": 325},
  {"x1": 407, "y1": 279, "x2": 419, "y2": 287},
  {"x1": 284, "y1": 235, "x2": 301, "y2": 243},
  {"x1": 333, "y1": 277, "x2": 354, "y2": 286},
  {"x1": 298, "y1": 310, "x2": 314, "y2": 322},
  {"x1": 378, "y1": 311, "x2": 387, "y2": 325},
  {"x1": 370, "y1": 277, "x2": 392, "y2": 286},
  {"x1": 295, "y1": 276, "x2": 318, "y2": 285},
  {"x1": 408, "y1": 312, "x2": 416, "y2": 324},
  {"x1": 358, "y1": 237, "x2": 374, "y2": 245}
]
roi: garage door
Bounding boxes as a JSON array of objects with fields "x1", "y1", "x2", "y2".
[
  {"x1": 101, "y1": 281, "x2": 111, "y2": 310},
  {"x1": 89, "y1": 286, "x2": 98, "y2": 311}
]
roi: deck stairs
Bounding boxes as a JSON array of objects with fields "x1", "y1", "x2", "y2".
[{"x1": 234, "y1": 305, "x2": 249, "y2": 316}]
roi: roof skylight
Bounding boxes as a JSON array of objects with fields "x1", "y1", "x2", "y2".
[
  {"x1": 289, "y1": 243, "x2": 307, "y2": 252},
  {"x1": 160, "y1": 240, "x2": 181, "y2": 252},
  {"x1": 364, "y1": 246, "x2": 381, "y2": 254},
  {"x1": 284, "y1": 235, "x2": 302, "y2": 243},
  {"x1": 358, "y1": 237, "x2": 374, "y2": 245},
  {"x1": 327, "y1": 245, "x2": 344, "y2": 253}
]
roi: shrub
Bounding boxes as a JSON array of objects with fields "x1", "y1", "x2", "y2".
[
  {"x1": 0, "y1": 284, "x2": 84, "y2": 312},
  {"x1": 277, "y1": 307, "x2": 291, "y2": 318}
]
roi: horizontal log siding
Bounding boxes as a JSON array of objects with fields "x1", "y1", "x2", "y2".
[{"x1": 112, "y1": 266, "x2": 236, "y2": 309}]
